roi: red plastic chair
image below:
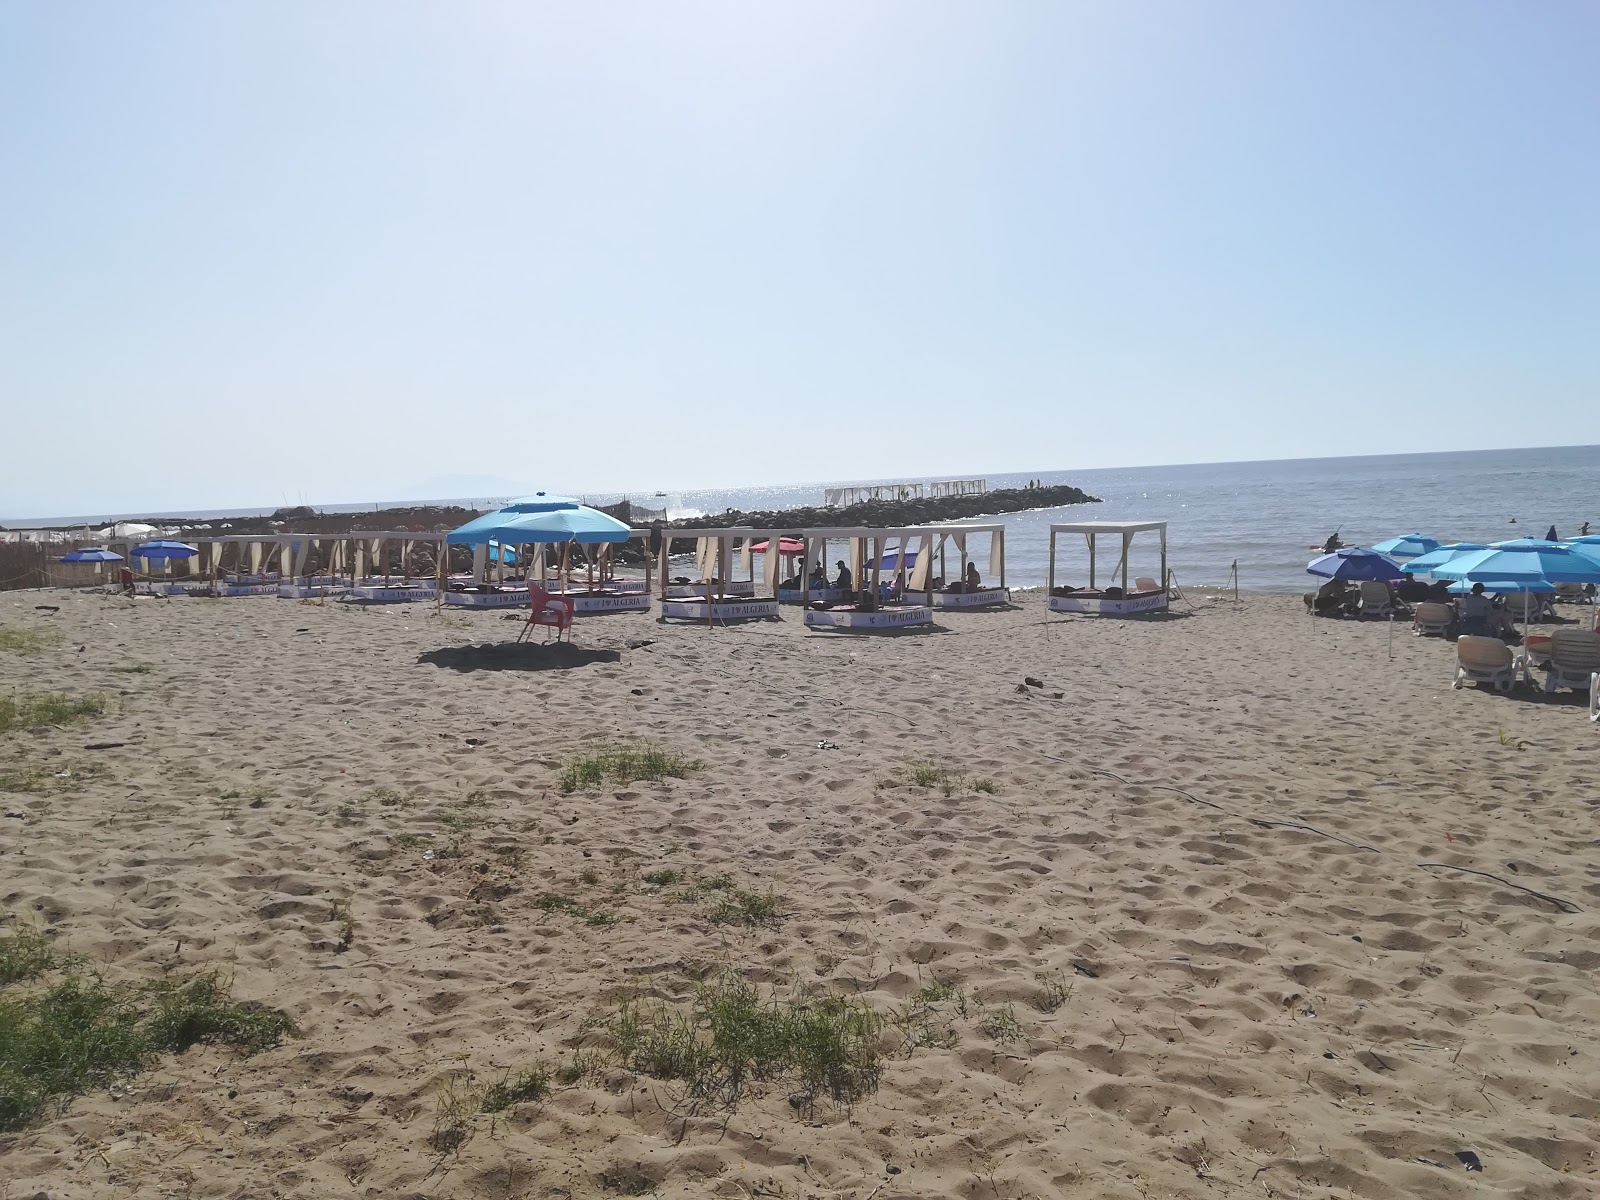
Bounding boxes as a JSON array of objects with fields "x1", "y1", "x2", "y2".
[{"x1": 519, "y1": 585, "x2": 575, "y2": 643}]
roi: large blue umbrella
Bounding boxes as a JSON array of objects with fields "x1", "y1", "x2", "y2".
[
  {"x1": 132, "y1": 540, "x2": 199, "y2": 560},
  {"x1": 1429, "y1": 540, "x2": 1600, "y2": 585},
  {"x1": 1370, "y1": 534, "x2": 1442, "y2": 560},
  {"x1": 1306, "y1": 547, "x2": 1406, "y2": 581},
  {"x1": 60, "y1": 548, "x2": 124, "y2": 562},
  {"x1": 448, "y1": 501, "x2": 630, "y2": 547},
  {"x1": 1400, "y1": 542, "x2": 1487, "y2": 575}
]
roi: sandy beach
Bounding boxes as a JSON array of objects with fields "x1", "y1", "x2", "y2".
[{"x1": 2, "y1": 589, "x2": 1598, "y2": 1199}]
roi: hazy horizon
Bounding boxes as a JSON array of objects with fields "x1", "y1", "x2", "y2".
[{"x1": 5, "y1": 440, "x2": 1594, "y2": 527}]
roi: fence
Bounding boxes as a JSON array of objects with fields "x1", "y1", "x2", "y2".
[
  {"x1": 0, "y1": 543, "x2": 107, "y2": 591},
  {"x1": 823, "y1": 479, "x2": 987, "y2": 507}
]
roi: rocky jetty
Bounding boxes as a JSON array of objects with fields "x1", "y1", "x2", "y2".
[{"x1": 662, "y1": 481, "x2": 1099, "y2": 534}]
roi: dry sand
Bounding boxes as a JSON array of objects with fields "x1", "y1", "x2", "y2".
[{"x1": 2, "y1": 588, "x2": 1598, "y2": 1199}]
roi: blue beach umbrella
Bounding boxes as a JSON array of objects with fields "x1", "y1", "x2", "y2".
[
  {"x1": 60, "y1": 548, "x2": 124, "y2": 562},
  {"x1": 1431, "y1": 540, "x2": 1600, "y2": 584},
  {"x1": 1306, "y1": 547, "x2": 1406, "y2": 581},
  {"x1": 1400, "y1": 542, "x2": 1487, "y2": 574},
  {"x1": 132, "y1": 540, "x2": 199, "y2": 560},
  {"x1": 1370, "y1": 534, "x2": 1442, "y2": 560},
  {"x1": 871, "y1": 549, "x2": 918, "y2": 571},
  {"x1": 448, "y1": 503, "x2": 630, "y2": 547}
]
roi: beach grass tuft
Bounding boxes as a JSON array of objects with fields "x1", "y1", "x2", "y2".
[
  {"x1": 978, "y1": 1005, "x2": 1023, "y2": 1047},
  {"x1": 708, "y1": 889, "x2": 786, "y2": 929},
  {"x1": 0, "y1": 629, "x2": 63, "y2": 655},
  {"x1": 0, "y1": 954, "x2": 292, "y2": 1131},
  {"x1": 0, "y1": 692, "x2": 108, "y2": 734},
  {"x1": 602, "y1": 972, "x2": 883, "y2": 1114},
  {"x1": 536, "y1": 892, "x2": 618, "y2": 928},
  {"x1": 558, "y1": 742, "x2": 698, "y2": 794},
  {"x1": 905, "y1": 760, "x2": 996, "y2": 797},
  {"x1": 430, "y1": 1062, "x2": 550, "y2": 1154}
]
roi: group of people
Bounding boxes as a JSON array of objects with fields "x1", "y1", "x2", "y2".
[
  {"x1": 1306, "y1": 577, "x2": 1532, "y2": 640},
  {"x1": 779, "y1": 557, "x2": 984, "y2": 610}
]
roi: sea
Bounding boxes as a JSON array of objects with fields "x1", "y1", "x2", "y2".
[
  {"x1": 16, "y1": 445, "x2": 1598, "y2": 593},
  {"x1": 623, "y1": 445, "x2": 1600, "y2": 593}
]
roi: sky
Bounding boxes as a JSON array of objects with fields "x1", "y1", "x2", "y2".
[{"x1": 2, "y1": 1, "x2": 1596, "y2": 520}]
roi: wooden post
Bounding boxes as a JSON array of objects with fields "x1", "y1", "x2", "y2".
[
  {"x1": 1047, "y1": 528, "x2": 1056, "y2": 596},
  {"x1": 998, "y1": 529, "x2": 1006, "y2": 589},
  {"x1": 1088, "y1": 532, "x2": 1097, "y2": 591},
  {"x1": 1121, "y1": 531, "x2": 1130, "y2": 595}
]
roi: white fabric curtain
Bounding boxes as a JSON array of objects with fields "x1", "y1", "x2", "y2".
[{"x1": 988, "y1": 531, "x2": 1003, "y2": 580}]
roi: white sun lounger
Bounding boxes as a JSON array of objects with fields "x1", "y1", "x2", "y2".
[
  {"x1": 1411, "y1": 601, "x2": 1452, "y2": 636},
  {"x1": 1544, "y1": 628, "x2": 1600, "y2": 694},
  {"x1": 1358, "y1": 581, "x2": 1393, "y2": 619},
  {"x1": 1453, "y1": 635, "x2": 1515, "y2": 692}
]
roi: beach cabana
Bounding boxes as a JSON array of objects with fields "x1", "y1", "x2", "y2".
[
  {"x1": 445, "y1": 495, "x2": 649, "y2": 615},
  {"x1": 789, "y1": 526, "x2": 938, "y2": 631},
  {"x1": 912, "y1": 524, "x2": 1007, "y2": 608},
  {"x1": 1048, "y1": 521, "x2": 1168, "y2": 615},
  {"x1": 657, "y1": 528, "x2": 782, "y2": 622}
]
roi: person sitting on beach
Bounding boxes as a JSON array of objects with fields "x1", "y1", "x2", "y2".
[
  {"x1": 808, "y1": 565, "x2": 828, "y2": 592},
  {"x1": 1305, "y1": 579, "x2": 1354, "y2": 617},
  {"x1": 780, "y1": 572, "x2": 800, "y2": 590},
  {"x1": 1458, "y1": 583, "x2": 1498, "y2": 637},
  {"x1": 834, "y1": 560, "x2": 852, "y2": 591},
  {"x1": 1395, "y1": 577, "x2": 1433, "y2": 605},
  {"x1": 964, "y1": 562, "x2": 982, "y2": 592}
]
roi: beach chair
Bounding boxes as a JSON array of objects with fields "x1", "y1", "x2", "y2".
[
  {"x1": 1543, "y1": 628, "x2": 1600, "y2": 694},
  {"x1": 1134, "y1": 576, "x2": 1162, "y2": 594},
  {"x1": 1357, "y1": 581, "x2": 1393, "y2": 619},
  {"x1": 1411, "y1": 601, "x2": 1453, "y2": 637},
  {"x1": 518, "y1": 585, "x2": 575, "y2": 644},
  {"x1": 1452, "y1": 636, "x2": 1515, "y2": 692},
  {"x1": 1555, "y1": 582, "x2": 1588, "y2": 605}
]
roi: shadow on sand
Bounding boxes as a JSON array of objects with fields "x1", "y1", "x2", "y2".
[{"x1": 417, "y1": 642, "x2": 622, "y2": 673}]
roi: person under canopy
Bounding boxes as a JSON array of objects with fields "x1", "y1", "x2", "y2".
[{"x1": 834, "y1": 560, "x2": 852, "y2": 590}]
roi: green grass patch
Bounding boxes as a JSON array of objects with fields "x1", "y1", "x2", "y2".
[
  {"x1": 978, "y1": 1005, "x2": 1023, "y2": 1047},
  {"x1": 0, "y1": 692, "x2": 108, "y2": 735},
  {"x1": 557, "y1": 742, "x2": 699, "y2": 794},
  {"x1": 603, "y1": 973, "x2": 884, "y2": 1114},
  {"x1": 480, "y1": 1063, "x2": 550, "y2": 1113},
  {"x1": 0, "y1": 920, "x2": 63, "y2": 985},
  {"x1": 430, "y1": 1062, "x2": 550, "y2": 1155},
  {"x1": 536, "y1": 893, "x2": 618, "y2": 928},
  {"x1": 0, "y1": 963, "x2": 292, "y2": 1131},
  {"x1": 0, "y1": 629, "x2": 61, "y2": 655},
  {"x1": 904, "y1": 760, "x2": 996, "y2": 797},
  {"x1": 642, "y1": 868, "x2": 680, "y2": 887},
  {"x1": 709, "y1": 890, "x2": 786, "y2": 929}
]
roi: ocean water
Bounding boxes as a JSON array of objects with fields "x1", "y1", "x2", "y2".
[
  {"x1": 617, "y1": 445, "x2": 1600, "y2": 592},
  {"x1": 21, "y1": 446, "x2": 1597, "y2": 593}
]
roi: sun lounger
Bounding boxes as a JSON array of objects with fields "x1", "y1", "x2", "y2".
[
  {"x1": 1411, "y1": 601, "x2": 1452, "y2": 637},
  {"x1": 1452, "y1": 635, "x2": 1515, "y2": 692},
  {"x1": 1134, "y1": 577, "x2": 1162, "y2": 594},
  {"x1": 1544, "y1": 628, "x2": 1600, "y2": 694},
  {"x1": 1358, "y1": 581, "x2": 1393, "y2": 619}
]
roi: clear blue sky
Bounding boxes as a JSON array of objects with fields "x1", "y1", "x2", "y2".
[{"x1": 2, "y1": 2, "x2": 1595, "y2": 519}]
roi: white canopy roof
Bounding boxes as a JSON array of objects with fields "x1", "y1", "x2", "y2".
[{"x1": 1050, "y1": 520, "x2": 1167, "y2": 535}]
